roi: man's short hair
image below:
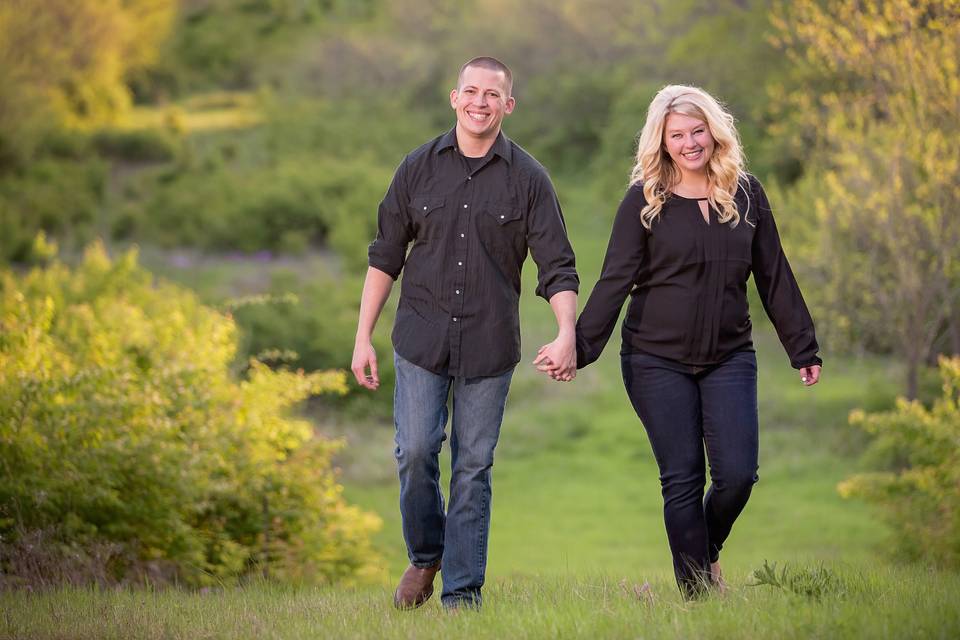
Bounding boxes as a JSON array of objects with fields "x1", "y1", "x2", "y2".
[{"x1": 457, "y1": 56, "x2": 513, "y2": 95}]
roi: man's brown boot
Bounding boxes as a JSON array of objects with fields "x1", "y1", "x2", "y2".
[{"x1": 393, "y1": 563, "x2": 441, "y2": 609}]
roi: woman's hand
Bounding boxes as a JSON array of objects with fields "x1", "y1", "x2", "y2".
[{"x1": 799, "y1": 364, "x2": 821, "y2": 386}]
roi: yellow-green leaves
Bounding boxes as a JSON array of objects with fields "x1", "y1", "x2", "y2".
[
  {"x1": 839, "y1": 356, "x2": 960, "y2": 567},
  {"x1": 772, "y1": 1, "x2": 960, "y2": 398},
  {"x1": 0, "y1": 244, "x2": 379, "y2": 587}
]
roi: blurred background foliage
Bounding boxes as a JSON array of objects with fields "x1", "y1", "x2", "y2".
[{"x1": 1, "y1": 0, "x2": 958, "y2": 586}]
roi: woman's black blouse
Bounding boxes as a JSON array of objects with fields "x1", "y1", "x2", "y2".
[{"x1": 576, "y1": 175, "x2": 821, "y2": 370}]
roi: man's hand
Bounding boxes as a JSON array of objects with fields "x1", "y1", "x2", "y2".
[
  {"x1": 536, "y1": 290, "x2": 578, "y2": 382},
  {"x1": 351, "y1": 267, "x2": 394, "y2": 391},
  {"x1": 533, "y1": 332, "x2": 576, "y2": 382},
  {"x1": 799, "y1": 364, "x2": 821, "y2": 387},
  {"x1": 352, "y1": 339, "x2": 380, "y2": 390}
]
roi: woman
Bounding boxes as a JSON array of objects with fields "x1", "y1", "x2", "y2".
[{"x1": 573, "y1": 85, "x2": 822, "y2": 597}]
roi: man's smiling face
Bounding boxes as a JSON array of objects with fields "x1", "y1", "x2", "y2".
[{"x1": 450, "y1": 65, "x2": 515, "y2": 145}]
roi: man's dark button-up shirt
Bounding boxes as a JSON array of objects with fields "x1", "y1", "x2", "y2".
[{"x1": 368, "y1": 128, "x2": 579, "y2": 377}]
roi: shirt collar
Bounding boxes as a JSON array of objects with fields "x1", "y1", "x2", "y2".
[{"x1": 436, "y1": 127, "x2": 513, "y2": 165}]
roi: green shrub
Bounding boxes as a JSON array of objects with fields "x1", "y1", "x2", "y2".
[
  {"x1": 141, "y1": 155, "x2": 389, "y2": 264},
  {"x1": 231, "y1": 271, "x2": 395, "y2": 418},
  {"x1": 0, "y1": 242, "x2": 381, "y2": 587},
  {"x1": 90, "y1": 129, "x2": 180, "y2": 163},
  {"x1": 508, "y1": 72, "x2": 619, "y2": 176},
  {"x1": 838, "y1": 356, "x2": 960, "y2": 568},
  {"x1": 0, "y1": 158, "x2": 106, "y2": 263}
]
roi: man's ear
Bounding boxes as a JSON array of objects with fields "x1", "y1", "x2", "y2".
[
  {"x1": 450, "y1": 89, "x2": 459, "y2": 110},
  {"x1": 504, "y1": 96, "x2": 516, "y2": 115}
]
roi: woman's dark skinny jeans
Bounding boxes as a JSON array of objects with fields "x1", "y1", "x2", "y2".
[{"x1": 621, "y1": 349, "x2": 759, "y2": 598}]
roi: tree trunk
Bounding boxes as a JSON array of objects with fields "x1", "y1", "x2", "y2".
[
  {"x1": 905, "y1": 353, "x2": 920, "y2": 400},
  {"x1": 951, "y1": 312, "x2": 960, "y2": 356}
]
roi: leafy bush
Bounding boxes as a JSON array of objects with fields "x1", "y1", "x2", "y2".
[
  {"x1": 838, "y1": 356, "x2": 960, "y2": 568},
  {"x1": 90, "y1": 129, "x2": 180, "y2": 163},
  {"x1": 0, "y1": 158, "x2": 106, "y2": 263},
  {"x1": 231, "y1": 271, "x2": 395, "y2": 418},
  {"x1": 0, "y1": 242, "x2": 381, "y2": 587},
  {"x1": 140, "y1": 155, "x2": 389, "y2": 264}
]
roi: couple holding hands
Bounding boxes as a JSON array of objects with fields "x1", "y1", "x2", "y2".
[{"x1": 351, "y1": 56, "x2": 821, "y2": 610}]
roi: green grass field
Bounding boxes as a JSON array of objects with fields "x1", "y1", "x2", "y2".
[
  {"x1": 4, "y1": 566, "x2": 960, "y2": 639},
  {"x1": 5, "y1": 185, "x2": 958, "y2": 639}
]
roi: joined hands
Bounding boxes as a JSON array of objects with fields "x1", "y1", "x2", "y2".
[{"x1": 533, "y1": 334, "x2": 577, "y2": 382}]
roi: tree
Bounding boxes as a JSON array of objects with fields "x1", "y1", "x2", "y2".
[
  {"x1": 0, "y1": 0, "x2": 175, "y2": 167},
  {"x1": 771, "y1": 0, "x2": 960, "y2": 397}
]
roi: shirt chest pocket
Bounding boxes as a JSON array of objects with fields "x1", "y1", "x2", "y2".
[
  {"x1": 478, "y1": 200, "x2": 526, "y2": 263},
  {"x1": 484, "y1": 201, "x2": 523, "y2": 227},
  {"x1": 410, "y1": 195, "x2": 445, "y2": 216},
  {"x1": 409, "y1": 195, "x2": 445, "y2": 234}
]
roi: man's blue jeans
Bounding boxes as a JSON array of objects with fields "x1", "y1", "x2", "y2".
[{"x1": 393, "y1": 353, "x2": 514, "y2": 608}]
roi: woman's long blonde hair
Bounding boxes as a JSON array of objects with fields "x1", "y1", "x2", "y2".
[{"x1": 629, "y1": 85, "x2": 749, "y2": 229}]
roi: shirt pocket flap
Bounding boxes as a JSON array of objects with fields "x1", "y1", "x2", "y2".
[
  {"x1": 410, "y1": 196, "x2": 445, "y2": 216},
  {"x1": 487, "y1": 204, "x2": 523, "y2": 225}
]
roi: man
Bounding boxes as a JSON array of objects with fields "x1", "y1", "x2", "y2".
[{"x1": 351, "y1": 56, "x2": 578, "y2": 610}]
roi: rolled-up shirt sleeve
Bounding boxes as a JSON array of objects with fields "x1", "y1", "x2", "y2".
[
  {"x1": 750, "y1": 176, "x2": 822, "y2": 369},
  {"x1": 525, "y1": 169, "x2": 579, "y2": 300},
  {"x1": 368, "y1": 157, "x2": 413, "y2": 279}
]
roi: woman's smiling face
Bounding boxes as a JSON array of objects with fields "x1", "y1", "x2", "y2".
[{"x1": 663, "y1": 112, "x2": 715, "y2": 176}]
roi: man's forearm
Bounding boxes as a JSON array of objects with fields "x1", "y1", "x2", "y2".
[
  {"x1": 356, "y1": 267, "x2": 395, "y2": 341},
  {"x1": 548, "y1": 290, "x2": 577, "y2": 337}
]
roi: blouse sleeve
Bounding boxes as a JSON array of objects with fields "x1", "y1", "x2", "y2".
[
  {"x1": 749, "y1": 176, "x2": 822, "y2": 369},
  {"x1": 575, "y1": 185, "x2": 648, "y2": 369}
]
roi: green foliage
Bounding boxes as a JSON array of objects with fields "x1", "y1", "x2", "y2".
[
  {"x1": 771, "y1": 0, "x2": 960, "y2": 396},
  {"x1": 230, "y1": 272, "x2": 395, "y2": 418},
  {"x1": 0, "y1": 0, "x2": 179, "y2": 264},
  {"x1": 0, "y1": 156, "x2": 107, "y2": 263},
  {"x1": 139, "y1": 0, "x2": 375, "y2": 97},
  {"x1": 838, "y1": 357, "x2": 960, "y2": 568},
  {"x1": 589, "y1": 81, "x2": 662, "y2": 197},
  {"x1": 90, "y1": 128, "x2": 180, "y2": 163},
  {"x1": 1, "y1": 0, "x2": 789, "y2": 265},
  {"x1": 0, "y1": 0, "x2": 176, "y2": 134},
  {"x1": 105, "y1": 96, "x2": 427, "y2": 263},
  {"x1": 0, "y1": 243, "x2": 381, "y2": 586},
  {"x1": 508, "y1": 73, "x2": 619, "y2": 175},
  {"x1": 138, "y1": 154, "x2": 389, "y2": 261}
]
